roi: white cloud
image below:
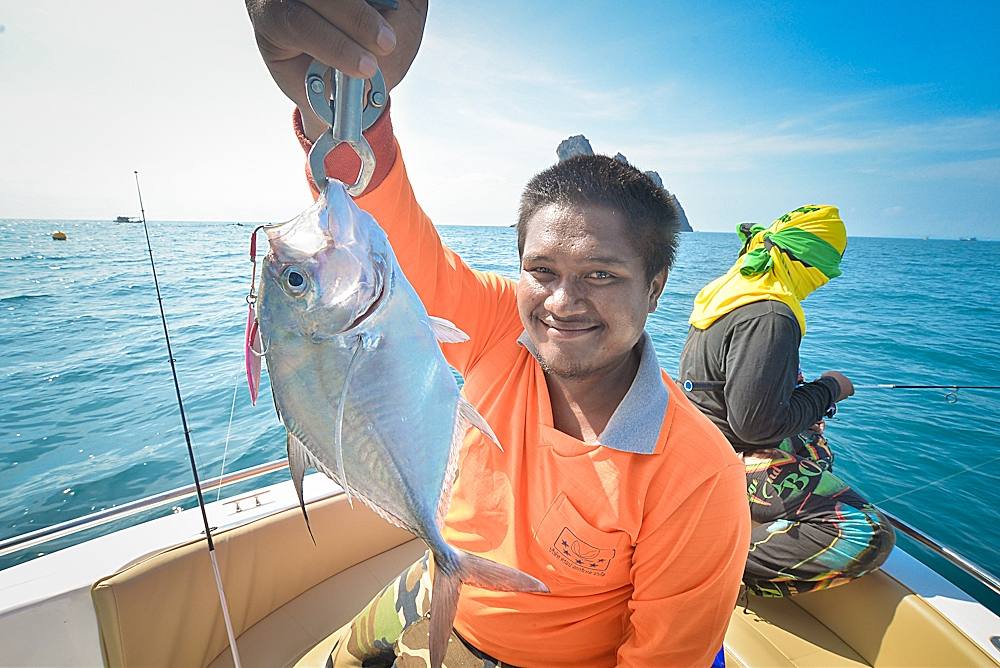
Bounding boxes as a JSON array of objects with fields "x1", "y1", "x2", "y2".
[{"x1": 0, "y1": 2, "x2": 996, "y2": 239}]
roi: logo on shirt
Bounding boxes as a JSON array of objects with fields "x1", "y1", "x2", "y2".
[{"x1": 550, "y1": 527, "x2": 616, "y2": 576}]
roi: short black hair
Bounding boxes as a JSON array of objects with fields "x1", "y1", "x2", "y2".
[{"x1": 517, "y1": 155, "x2": 680, "y2": 281}]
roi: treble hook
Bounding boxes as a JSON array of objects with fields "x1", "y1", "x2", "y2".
[{"x1": 305, "y1": 62, "x2": 387, "y2": 196}]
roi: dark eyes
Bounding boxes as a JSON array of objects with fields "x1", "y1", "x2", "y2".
[
  {"x1": 524, "y1": 267, "x2": 615, "y2": 281},
  {"x1": 282, "y1": 266, "x2": 308, "y2": 295}
]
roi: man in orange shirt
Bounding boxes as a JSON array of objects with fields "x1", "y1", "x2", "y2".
[{"x1": 246, "y1": 2, "x2": 749, "y2": 666}]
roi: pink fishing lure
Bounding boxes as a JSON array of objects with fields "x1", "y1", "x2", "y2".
[
  {"x1": 244, "y1": 228, "x2": 264, "y2": 405},
  {"x1": 245, "y1": 305, "x2": 262, "y2": 405}
]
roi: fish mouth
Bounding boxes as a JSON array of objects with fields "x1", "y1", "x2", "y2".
[{"x1": 341, "y1": 257, "x2": 390, "y2": 333}]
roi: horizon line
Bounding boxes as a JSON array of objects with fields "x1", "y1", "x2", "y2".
[{"x1": 1, "y1": 217, "x2": 994, "y2": 243}]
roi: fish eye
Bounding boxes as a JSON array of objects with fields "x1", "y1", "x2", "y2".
[{"x1": 282, "y1": 266, "x2": 308, "y2": 295}]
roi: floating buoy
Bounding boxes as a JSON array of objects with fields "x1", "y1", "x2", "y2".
[{"x1": 51, "y1": 231, "x2": 67, "y2": 240}]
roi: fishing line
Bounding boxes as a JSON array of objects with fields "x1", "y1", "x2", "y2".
[
  {"x1": 134, "y1": 171, "x2": 243, "y2": 668},
  {"x1": 216, "y1": 371, "x2": 241, "y2": 503},
  {"x1": 854, "y1": 385, "x2": 1000, "y2": 390},
  {"x1": 873, "y1": 452, "x2": 1000, "y2": 507}
]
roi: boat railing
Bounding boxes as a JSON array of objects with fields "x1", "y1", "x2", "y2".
[
  {"x1": 0, "y1": 458, "x2": 291, "y2": 559},
  {"x1": 880, "y1": 508, "x2": 1000, "y2": 597},
  {"x1": 1, "y1": 462, "x2": 999, "y2": 601}
]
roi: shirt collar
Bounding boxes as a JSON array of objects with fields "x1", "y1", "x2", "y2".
[{"x1": 516, "y1": 330, "x2": 668, "y2": 455}]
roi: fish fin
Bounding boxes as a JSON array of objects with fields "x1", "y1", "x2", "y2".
[
  {"x1": 269, "y1": 383, "x2": 281, "y2": 421},
  {"x1": 428, "y1": 316, "x2": 469, "y2": 344},
  {"x1": 333, "y1": 338, "x2": 366, "y2": 508},
  {"x1": 350, "y1": 492, "x2": 411, "y2": 531},
  {"x1": 437, "y1": 399, "x2": 502, "y2": 526},
  {"x1": 286, "y1": 432, "x2": 316, "y2": 545},
  {"x1": 455, "y1": 550, "x2": 549, "y2": 593},
  {"x1": 458, "y1": 397, "x2": 502, "y2": 451},
  {"x1": 436, "y1": 403, "x2": 465, "y2": 528}
]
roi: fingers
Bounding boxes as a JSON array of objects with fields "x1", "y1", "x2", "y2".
[
  {"x1": 821, "y1": 370, "x2": 854, "y2": 401},
  {"x1": 252, "y1": 0, "x2": 395, "y2": 79},
  {"x1": 835, "y1": 372, "x2": 854, "y2": 397},
  {"x1": 300, "y1": 0, "x2": 397, "y2": 56}
]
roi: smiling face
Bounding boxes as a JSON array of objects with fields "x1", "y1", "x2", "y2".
[{"x1": 516, "y1": 203, "x2": 666, "y2": 380}]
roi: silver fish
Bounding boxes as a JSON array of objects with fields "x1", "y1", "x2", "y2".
[{"x1": 255, "y1": 180, "x2": 547, "y2": 668}]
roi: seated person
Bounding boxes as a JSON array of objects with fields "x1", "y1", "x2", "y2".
[
  {"x1": 245, "y1": 1, "x2": 749, "y2": 664},
  {"x1": 678, "y1": 206, "x2": 895, "y2": 597}
]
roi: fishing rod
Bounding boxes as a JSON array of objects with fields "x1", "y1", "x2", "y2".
[
  {"x1": 853, "y1": 384, "x2": 1000, "y2": 390},
  {"x1": 683, "y1": 379, "x2": 999, "y2": 402},
  {"x1": 134, "y1": 171, "x2": 243, "y2": 668}
]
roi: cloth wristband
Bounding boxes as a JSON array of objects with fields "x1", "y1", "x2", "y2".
[{"x1": 293, "y1": 100, "x2": 397, "y2": 198}]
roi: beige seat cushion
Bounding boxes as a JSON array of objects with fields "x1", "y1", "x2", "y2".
[
  {"x1": 92, "y1": 494, "x2": 415, "y2": 668},
  {"x1": 725, "y1": 571, "x2": 998, "y2": 667},
  {"x1": 725, "y1": 595, "x2": 868, "y2": 667},
  {"x1": 208, "y1": 539, "x2": 426, "y2": 668},
  {"x1": 92, "y1": 492, "x2": 997, "y2": 668}
]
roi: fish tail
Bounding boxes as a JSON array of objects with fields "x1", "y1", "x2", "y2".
[
  {"x1": 455, "y1": 550, "x2": 549, "y2": 593},
  {"x1": 428, "y1": 554, "x2": 461, "y2": 668},
  {"x1": 427, "y1": 549, "x2": 548, "y2": 668}
]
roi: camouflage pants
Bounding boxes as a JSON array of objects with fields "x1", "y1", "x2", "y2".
[
  {"x1": 326, "y1": 552, "x2": 512, "y2": 668},
  {"x1": 743, "y1": 426, "x2": 896, "y2": 597}
]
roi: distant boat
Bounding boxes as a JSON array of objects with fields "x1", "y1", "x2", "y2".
[
  {"x1": 114, "y1": 216, "x2": 139, "y2": 223},
  {"x1": 51, "y1": 231, "x2": 67, "y2": 241},
  {"x1": 959, "y1": 237, "x2": 977, "y2": 242}
]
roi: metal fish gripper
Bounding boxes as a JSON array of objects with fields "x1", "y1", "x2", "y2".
[{"x1": 305, "y1": 61, "x2": 387, "y2": 196}]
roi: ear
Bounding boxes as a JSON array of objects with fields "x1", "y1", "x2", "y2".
[{"x1": 647, "y1": 269, "x2": 667, "y2": 313}]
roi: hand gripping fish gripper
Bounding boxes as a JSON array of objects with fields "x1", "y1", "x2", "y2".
[{"x1": 305, "y1": 60, "x2": 387, "y2": 196}]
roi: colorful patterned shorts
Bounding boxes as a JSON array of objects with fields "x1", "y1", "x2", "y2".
[{"x1": 743, "y1": 425, "x2": 896, "y2": 597}]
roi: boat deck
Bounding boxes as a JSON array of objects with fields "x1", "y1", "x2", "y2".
[{"x1": 2, "y1": 474, "x2": 997, "y2": 667}]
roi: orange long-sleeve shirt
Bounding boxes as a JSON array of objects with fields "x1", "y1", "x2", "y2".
[{"x1": 299, "y1": 111, "x2": 749, "y2": 667}]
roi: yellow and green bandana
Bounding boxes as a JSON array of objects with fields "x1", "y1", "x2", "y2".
[{"x1": 689, "y1": 205, "x2": 847, "y2": 336}]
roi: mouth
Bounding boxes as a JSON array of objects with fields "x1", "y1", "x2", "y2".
[
  {"x1": 343, "y1": 261, "x2": 389, "y2": 332},
  {"x1": 538, "y1": 318, "x2": 601, "y2": 339}
]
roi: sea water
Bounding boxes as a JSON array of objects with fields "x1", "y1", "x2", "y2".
[{"x1": 1, "y1": 220, "x2": 998, "y2": 597}]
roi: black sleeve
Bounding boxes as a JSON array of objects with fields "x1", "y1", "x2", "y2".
[{"x1": 723, "y1": 312, "x2": 838, "y2": 445}]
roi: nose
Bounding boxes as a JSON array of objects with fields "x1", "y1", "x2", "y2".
[{"x1": 543, "y1": 277, "x2": 587, "y2": 317}]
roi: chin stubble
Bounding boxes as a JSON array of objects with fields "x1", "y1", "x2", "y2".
[{"x1": 536, "y1": 351, "x2": 594, "y2": 380}]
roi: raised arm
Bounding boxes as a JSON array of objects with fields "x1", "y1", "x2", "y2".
[{"x1": 247, "y1": 1, "x2": 520, "y2": 374}]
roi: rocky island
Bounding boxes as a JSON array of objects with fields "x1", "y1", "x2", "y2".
[{"x1": 556, "y1": 135, "x2": 693, "y2": 232}]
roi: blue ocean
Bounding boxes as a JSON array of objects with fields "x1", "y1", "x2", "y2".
[{"x1": 1, "y1": 219, "x2": 998, "y2": 601}]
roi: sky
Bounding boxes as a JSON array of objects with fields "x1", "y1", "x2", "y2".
[{"x1": 1, "y1": 1, "x2": 998, "y2": 238}]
